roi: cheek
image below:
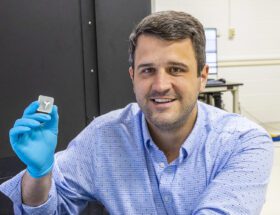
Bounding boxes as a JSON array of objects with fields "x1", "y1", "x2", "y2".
[
  {"x1": 176, "y1": 79, "x2": 200, "y2": 97},
  {"x1": 133, "y1": 78, "x2": 150, "y2": 92},
  {"x1": 133, "y1": 81, "x2": 146, "y2": 97}
]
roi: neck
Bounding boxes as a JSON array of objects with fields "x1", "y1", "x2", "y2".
[{"x1": 147, "y1": 104, "x2": 198, "y2": 163}]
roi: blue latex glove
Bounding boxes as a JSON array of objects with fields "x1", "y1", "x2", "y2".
[{"x1": 9, "y1": 101, "x2": 59, "y2": 178}]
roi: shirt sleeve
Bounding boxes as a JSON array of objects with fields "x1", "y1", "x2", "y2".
[
  {"x1": 192, "y1": 129, "x2": 274, "y2": 215},
  {"x1": 0, "y1": 130, "x2": 99, "y2": 214},
  {"x1": 0, "y1": 170, "x2": 56, "y2": 215}
]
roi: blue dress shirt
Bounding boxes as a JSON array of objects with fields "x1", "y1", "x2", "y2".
[{"x1": 0, "y1": 102, "x2": 274, "y2": 215}]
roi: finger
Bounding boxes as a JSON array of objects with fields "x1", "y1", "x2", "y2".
[
  {"x1": 49, "y1": 105, "x2": 58, "y2": 120},
  {"x1": 23, "y1": 101, "x2": 39, "y2": 116},
  {"x1": 10, "y1": 126, "x2": 31, "y2": 136},
  {"x1": 48, "y1": 105, "x2": 59, "y2": 129},
  {"x1": 14, "y1": 118, "x2": 41, "y2": 128},
  {"x1": 24, "y1": 113, "x2": 51, "y2": 123},
  {"x1": 9, "y1": 126, "x2": 31, "y2": 144}
]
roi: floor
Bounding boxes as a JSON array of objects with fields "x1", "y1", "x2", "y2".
[{"x1": 261, "y1": 143, "x2": 280, "y2": 215}]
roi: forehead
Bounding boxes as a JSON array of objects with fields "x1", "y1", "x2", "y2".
[{"x1": 134, "y1": 35, "x2": 196, "y2": 65}]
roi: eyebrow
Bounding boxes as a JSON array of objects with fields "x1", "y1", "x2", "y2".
[
  {"x1": 136, "y1": 62, "x2": 189, "y2": 70},
  {"x1": 137, "y1": 63, "x2": 154, "y2": 70},
  {"x1": 167, "y1": 61, "x2": 189, "y2": 69}
]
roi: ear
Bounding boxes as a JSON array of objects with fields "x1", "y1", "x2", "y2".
[
  {"x1": 199, "y1": 65, "x2": 209, "y2": 92},
  {"x1": 128, "y1": 66, "x2": 134, "y2": 81}
]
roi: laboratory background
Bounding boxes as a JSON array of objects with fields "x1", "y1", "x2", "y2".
[
  {"x1": 0, "y1": 0, "x2": 279, "y2": 214},
  {"x1": 153, "y1": 1, "x2": 280, "y2": 215}
]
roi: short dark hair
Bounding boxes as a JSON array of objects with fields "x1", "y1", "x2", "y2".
[{"x1": 128, "y1": 11, "x2": 206, "y2": 76}]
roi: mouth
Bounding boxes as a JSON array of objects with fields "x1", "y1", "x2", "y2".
[
  {"x1": 151, "y1": 98, "x2": 176, "y2": 103},
  {"x1": 149, "y1": 98, "x2": 177, "y2": 108}
]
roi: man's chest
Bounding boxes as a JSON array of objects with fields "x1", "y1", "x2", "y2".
[{"x1": 95, "y1": 150, "x2": 208, "y2": 214}]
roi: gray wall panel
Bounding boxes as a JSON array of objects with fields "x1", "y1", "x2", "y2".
[
  {"x1": 95, "y1": 0, "x2": 151, "y2": 114},
  {"x1": 0, "y1": 0, "x2": 150, "y2": 213},
  {"x1": 0, "y1": 0, "x2": 98, "y2": 159}
]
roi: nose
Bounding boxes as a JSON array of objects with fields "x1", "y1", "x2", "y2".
[{"x1": 151, "y1": 69, "x2": 172, "y2": 93}]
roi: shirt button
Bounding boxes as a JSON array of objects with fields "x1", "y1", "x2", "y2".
[{"x1": 159, "y1": 162, "x2": 165, "y2": 168}]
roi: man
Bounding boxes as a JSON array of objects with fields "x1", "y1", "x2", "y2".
[{"x1": 0, "y1": 11, "x2": 273, "y2": 214}]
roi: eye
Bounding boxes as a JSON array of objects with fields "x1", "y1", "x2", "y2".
[
  {"x1": 169, "y1": 67, "x2": 184, "y2": 74},
  {"x1": 140, "y1": 67, "x2": 155, "y2": 74}
]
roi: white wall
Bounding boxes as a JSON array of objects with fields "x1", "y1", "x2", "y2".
[{"x1": 154, "y1": 0, "x2": 280, "y2": 133}]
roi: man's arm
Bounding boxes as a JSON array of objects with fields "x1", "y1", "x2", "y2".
[
  {"x1": 193, "y1": 130, "x2": 274, "y2": 215},
  {"x1": 21, "y1": 171, "x2": 51, "y2": 206},
  {"x1": 1, "y1": 101, "x2": 97, "y2": 214},
  {"x1": 7, "y1": 101, "x2": 59, "y2": 212}
]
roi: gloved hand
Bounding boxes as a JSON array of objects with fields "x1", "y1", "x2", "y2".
[{"x1": 9, "y1": 101, "x2": 59, "y2": 178}]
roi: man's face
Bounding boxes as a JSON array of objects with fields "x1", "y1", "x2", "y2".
[{"x1": 129, "y1": 35, "x2": 208, "y2": 131}]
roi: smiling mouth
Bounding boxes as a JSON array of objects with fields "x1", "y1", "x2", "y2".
[{"x1": 151, "y1": 98, "x2": 176, "y2": 104}]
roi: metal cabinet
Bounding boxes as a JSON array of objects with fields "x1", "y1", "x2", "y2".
[{"x1": 0, "y1": 0, "x2": 150, "y2": 214}]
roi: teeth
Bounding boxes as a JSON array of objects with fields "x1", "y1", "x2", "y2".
[{"x1": 153, "y1": 98, "x2": 173, "y2": 103}]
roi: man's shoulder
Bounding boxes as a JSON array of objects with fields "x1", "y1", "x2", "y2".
[
  {"x1": 86, "y1": 103, "x2": 141, "y2": 131},
  {"x1": 199, "y1": 102, "x2": 267, "y2": 136},
  {"x1": 63, "y1": 103, "x2": 142, "y2": 150},
  {"x1": 95, "y1": 103, "x2": 140, "y2": 124},
  {"x1": 198, "y1": 102, "x2": 272, "y2": 159}
]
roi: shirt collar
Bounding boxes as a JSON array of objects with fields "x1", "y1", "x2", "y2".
[
  {"x1": 141, "y1": 113, "x2": 154, "y2": 152},
  {"x1": 180, "y1": 101, "x2": 206, "y2": 158},
  {"x1": 141, "y1": 101, "x2": 206, "y2": 160}
]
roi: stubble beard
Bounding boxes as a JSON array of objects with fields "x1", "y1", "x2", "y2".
[{"x1": 141, "y1": 99, "x2": 198, "y2": 132}]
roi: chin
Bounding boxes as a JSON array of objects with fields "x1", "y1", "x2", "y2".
[
  {"x1": 153, "y1": 121, "x2": 180, "y2": 131},
  {"x1": 149, "y1": 116, "x2": 182, "y2": 131}
]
